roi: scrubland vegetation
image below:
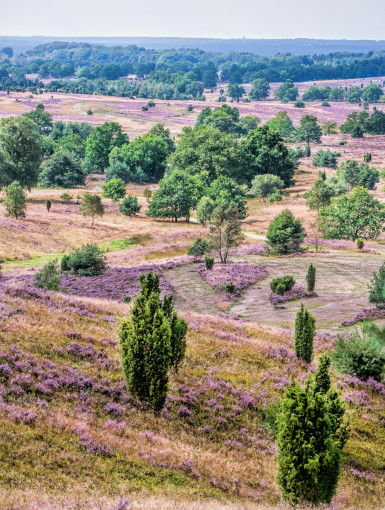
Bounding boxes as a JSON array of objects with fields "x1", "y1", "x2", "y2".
[{"x1": 1, "y1": 41, "x2": 385, "y2": 509}]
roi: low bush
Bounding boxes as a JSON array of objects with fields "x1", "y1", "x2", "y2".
[
  {"x1": 270, "y1": 276, "x2": 295, "y2": 294},
  {"x1": 61, "y1": 243, "x2": 107, "y2": 276},
  {"x1": 294, "y1": 101, "x2": 305, "y2": 108},
  {"x1": 313, "y1": 149, "x2": 339, "y2": 168},
  {"x1": 267, "y1": 190, "x2": 283, "y2": 203},
  {"x1": 60, "y1": 193, "x2": 72, "y2": 201},
  {"x1": 188, "y1": 237, "x2": 209, "y2": 256},
  {"x1": 369, "y1": 262, "x2": 385, "y2": 308},
  {"x1": 204, "y1": 256, "x2": 214, "y2": 270},
  {"x1": 119, "y1": 195, "x2": 141, "y2": 216},
  {"x1": 356, "y1": 238, "x2": 364, "y2": 250},
  {"x1": 34, "y1": 260, "x2": 60, "y2": 291},
  {"x1": 219, "y1": 282, "x2": 236, "y2": 294},
  {"x1": 332, "y1": 324, "x2": 385, "y2": 381}
]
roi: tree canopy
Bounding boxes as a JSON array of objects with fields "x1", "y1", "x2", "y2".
[
  {"x1": 0, "y1": 116, "x2": 42, "y2": 190},
  {"x1": 319, "y1": 186, "x2": 385, "y2": 240},
  {"x1": 239, "y1": 125, "x2": 295, "y2": 186}
]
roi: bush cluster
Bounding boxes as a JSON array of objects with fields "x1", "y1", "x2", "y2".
[
  {"x1": 332, "y1": 323, "x2": 385, "y2": 381},
  {"x1": 270, "y1": 275, "x2": 295, "y2": 295},
  {"x1": 61, "y1": 243, "x2": 107, "y2": 276}
]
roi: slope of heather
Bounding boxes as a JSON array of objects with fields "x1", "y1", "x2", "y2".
[{"x1": 0, "y1": 275, "x2": 384, "y2": 509}]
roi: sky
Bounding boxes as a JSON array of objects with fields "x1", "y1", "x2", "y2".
[{"x1": 2, "y1": 0, "x2": 385, "y2": 40}]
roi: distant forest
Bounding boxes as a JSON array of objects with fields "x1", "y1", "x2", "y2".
[
  {"x1": 2, "y1": 40, "x2": 385, "y2": 100},
  {"x1": 3, "y1": 36, "x2": 385, "y2": 56}
]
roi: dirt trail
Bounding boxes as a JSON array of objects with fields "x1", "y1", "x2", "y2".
[
  {"x1": 163, "y1": 264, "x2": 220, "y2": 315},
  {"x1": 165, "y1": 253, "x2": 384, "y2": 331},
  {"x1": 230, "y1": 254, "x2": 383, "y2": 330}
]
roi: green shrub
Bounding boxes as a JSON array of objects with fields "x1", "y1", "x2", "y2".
[
  {"x1": 267, "y1": 190, "x2": 283, "y2": 203},
  {"x1": 143, "y1": 188, "x2": 152, "y2": 201},
  {"x1": 119, "y1": 272, "x2": 188, "y2": 410},
  {"x1": 102, "y1": 178, "x2": 126, "y2": 202},
  {"x1": 123, "y1": 295, "x2": 131, "y2": 304},
  {"x1": 277, "y1": 358, "x2": 348, "y2": 504},
  {"x1": 332, "y1": 324, "x2": 385, "y2": 381},
  {"x1": 270, "y1": 275, "x2": 295, "y2": 294},
  {"x1": 306, "y1": 263, "x2": 316, "y2": 292},
  {"x1": 304, "y1": 144, "x2": 311, "y2": 157},
  {"x1": 34, "y1": 260, "x2": 60, "y2": 291},
  {"x1": 294, "y1": 100, "x2": 305, "y2": 108},
  {"x1": 119, "y1": 273, "x2": 171, "y2": 411},
  {"x1": 313, "y1": 149, "x2": 339, "y2": 168},
  {"x1": 339, "y1": 140, "x2": 347, "y2": 146},
  {"x1": 369, "y1": 262, "x2": 385, "y2": 308},
  {"x1": 187, "y1": 237, "x2": 209, "y2": 256},
  {"x1": 119, "y1": 195, "x2": 141, "y2": 216},
  {"x1": 221, "y1": 282, "x2": 236, "y2": 294},
  {"x1": 61, "y1": 243, "x2": 107, "y2": 276},
  {"x1": 263, "y1": 400, "x2": 281, "y2": 436},
  {"x1": 205, "y1": 256, "x2": 214, "y2": 270},
  {"x1": 60, "y1": 193, "x2": 72, "y2": 201},
  {"x1": 266, "y1": 210, "x2": 306, "y2": 254},
  {"x1": 321, "y1": 101, "x2": 331, "y2": 107},
  {"x1": 275, "y1": 283, "x2": 286, "y2": 295},
  {"x1": 147, "y1": 100, "x2": 155, "y2": 107},
  {"x1": 142, "y1": 106, "x2": 148, "y2": 111},
  {"x1": 46, "y1": 199, "x2": 51, "y2": 212},
  {"x1": 356, "y1": 238, "x2": 364, "y2": 250},
  {"x1": 4, "y1": 181, "x2": 27, "y2": 220},
  {"x1": 364, "y1": 152, "x2": 372, "y2": 163},
  {"x1": 295, "y1": 303, "x2": 315, "y2": 363}
]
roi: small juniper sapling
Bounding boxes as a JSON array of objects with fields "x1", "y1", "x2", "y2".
[
  {"x1": 306, "y1": 263, "x2": 316, "y2": 292},
  {"x1": 295, "y1": 303, "x2": 315, "y2": 363},
  {"x1": 46, "y1": 199, "x2": 51, "y2": 213}
]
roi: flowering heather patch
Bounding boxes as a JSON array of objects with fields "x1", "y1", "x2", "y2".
[
  {"x1": 270, "y1": 285, "x2": 315, "y2": 306},
  {"x1": 198, "y1": 263, "x2": 267, "y2": 298},
  {"x1": 343, "y1": 390, "x2": 371, "y2": 408},
  {"x1": 10, "y1": 257, "x2": 197, "y2": 303},
  {"x1": 305, "y1": 238, "x2": 378, "y2": 253},
  {"x1": 350, "y1": 468, "x2": 380, "y2": 482},
  {"x1": 230, "y1": 243, "x2": 267, "y2": 257},
  {"x1": 341, "y1": 308, "x2": 385, "y2": 326}
]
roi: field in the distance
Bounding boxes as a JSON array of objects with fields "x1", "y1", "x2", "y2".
[{"x1": 1, "y1": 76, "x2": 385, "y2": 139}]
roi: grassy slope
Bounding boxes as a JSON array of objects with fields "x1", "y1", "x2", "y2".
[{"x1": 0, "y1": 287, "x2": 384, "y2": 509}]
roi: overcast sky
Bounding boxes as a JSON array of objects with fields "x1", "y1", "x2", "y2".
[{"x1": 2, "y1": 0, "x2": 385, "y2": 39}]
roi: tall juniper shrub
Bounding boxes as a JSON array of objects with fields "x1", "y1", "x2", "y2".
[
  {"x1": 306, "y1": 263, "x2": 316, "y2": 292},
  {"x1": 295, "y1": 303, "x2": 315, "y2": 363},
  {"x1": 277, "y1": 355, "x2": 348, "y2": 505},
  {"x1": 119, "y1": 272, "x2": 187, "y2": 411}
]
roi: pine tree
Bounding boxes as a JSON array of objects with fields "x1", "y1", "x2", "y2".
[
  {"x1": 306, "y1": 263, "x2": 316, "y2": 292},
  {"x1": 277, "y1": 362, "x2": 348, "y2": 505},
  {"x1": 295, "y1": 303, "x2": 315, "y2": 363},
  {"x1": 119, "y1": 273, "x2": 172, "y2": 411}
]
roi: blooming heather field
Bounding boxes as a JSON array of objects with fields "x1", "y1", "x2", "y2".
[
  {"x1": 1, "y1": 77, "x2": 385, "y2": 509},
  {"x1": 1, "y1": 75, "x2": 385, "y2": 139}
]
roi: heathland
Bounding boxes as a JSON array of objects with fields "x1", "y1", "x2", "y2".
[{"x1": 0, "y1": 46, "x2": 385, "y2": 509}]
